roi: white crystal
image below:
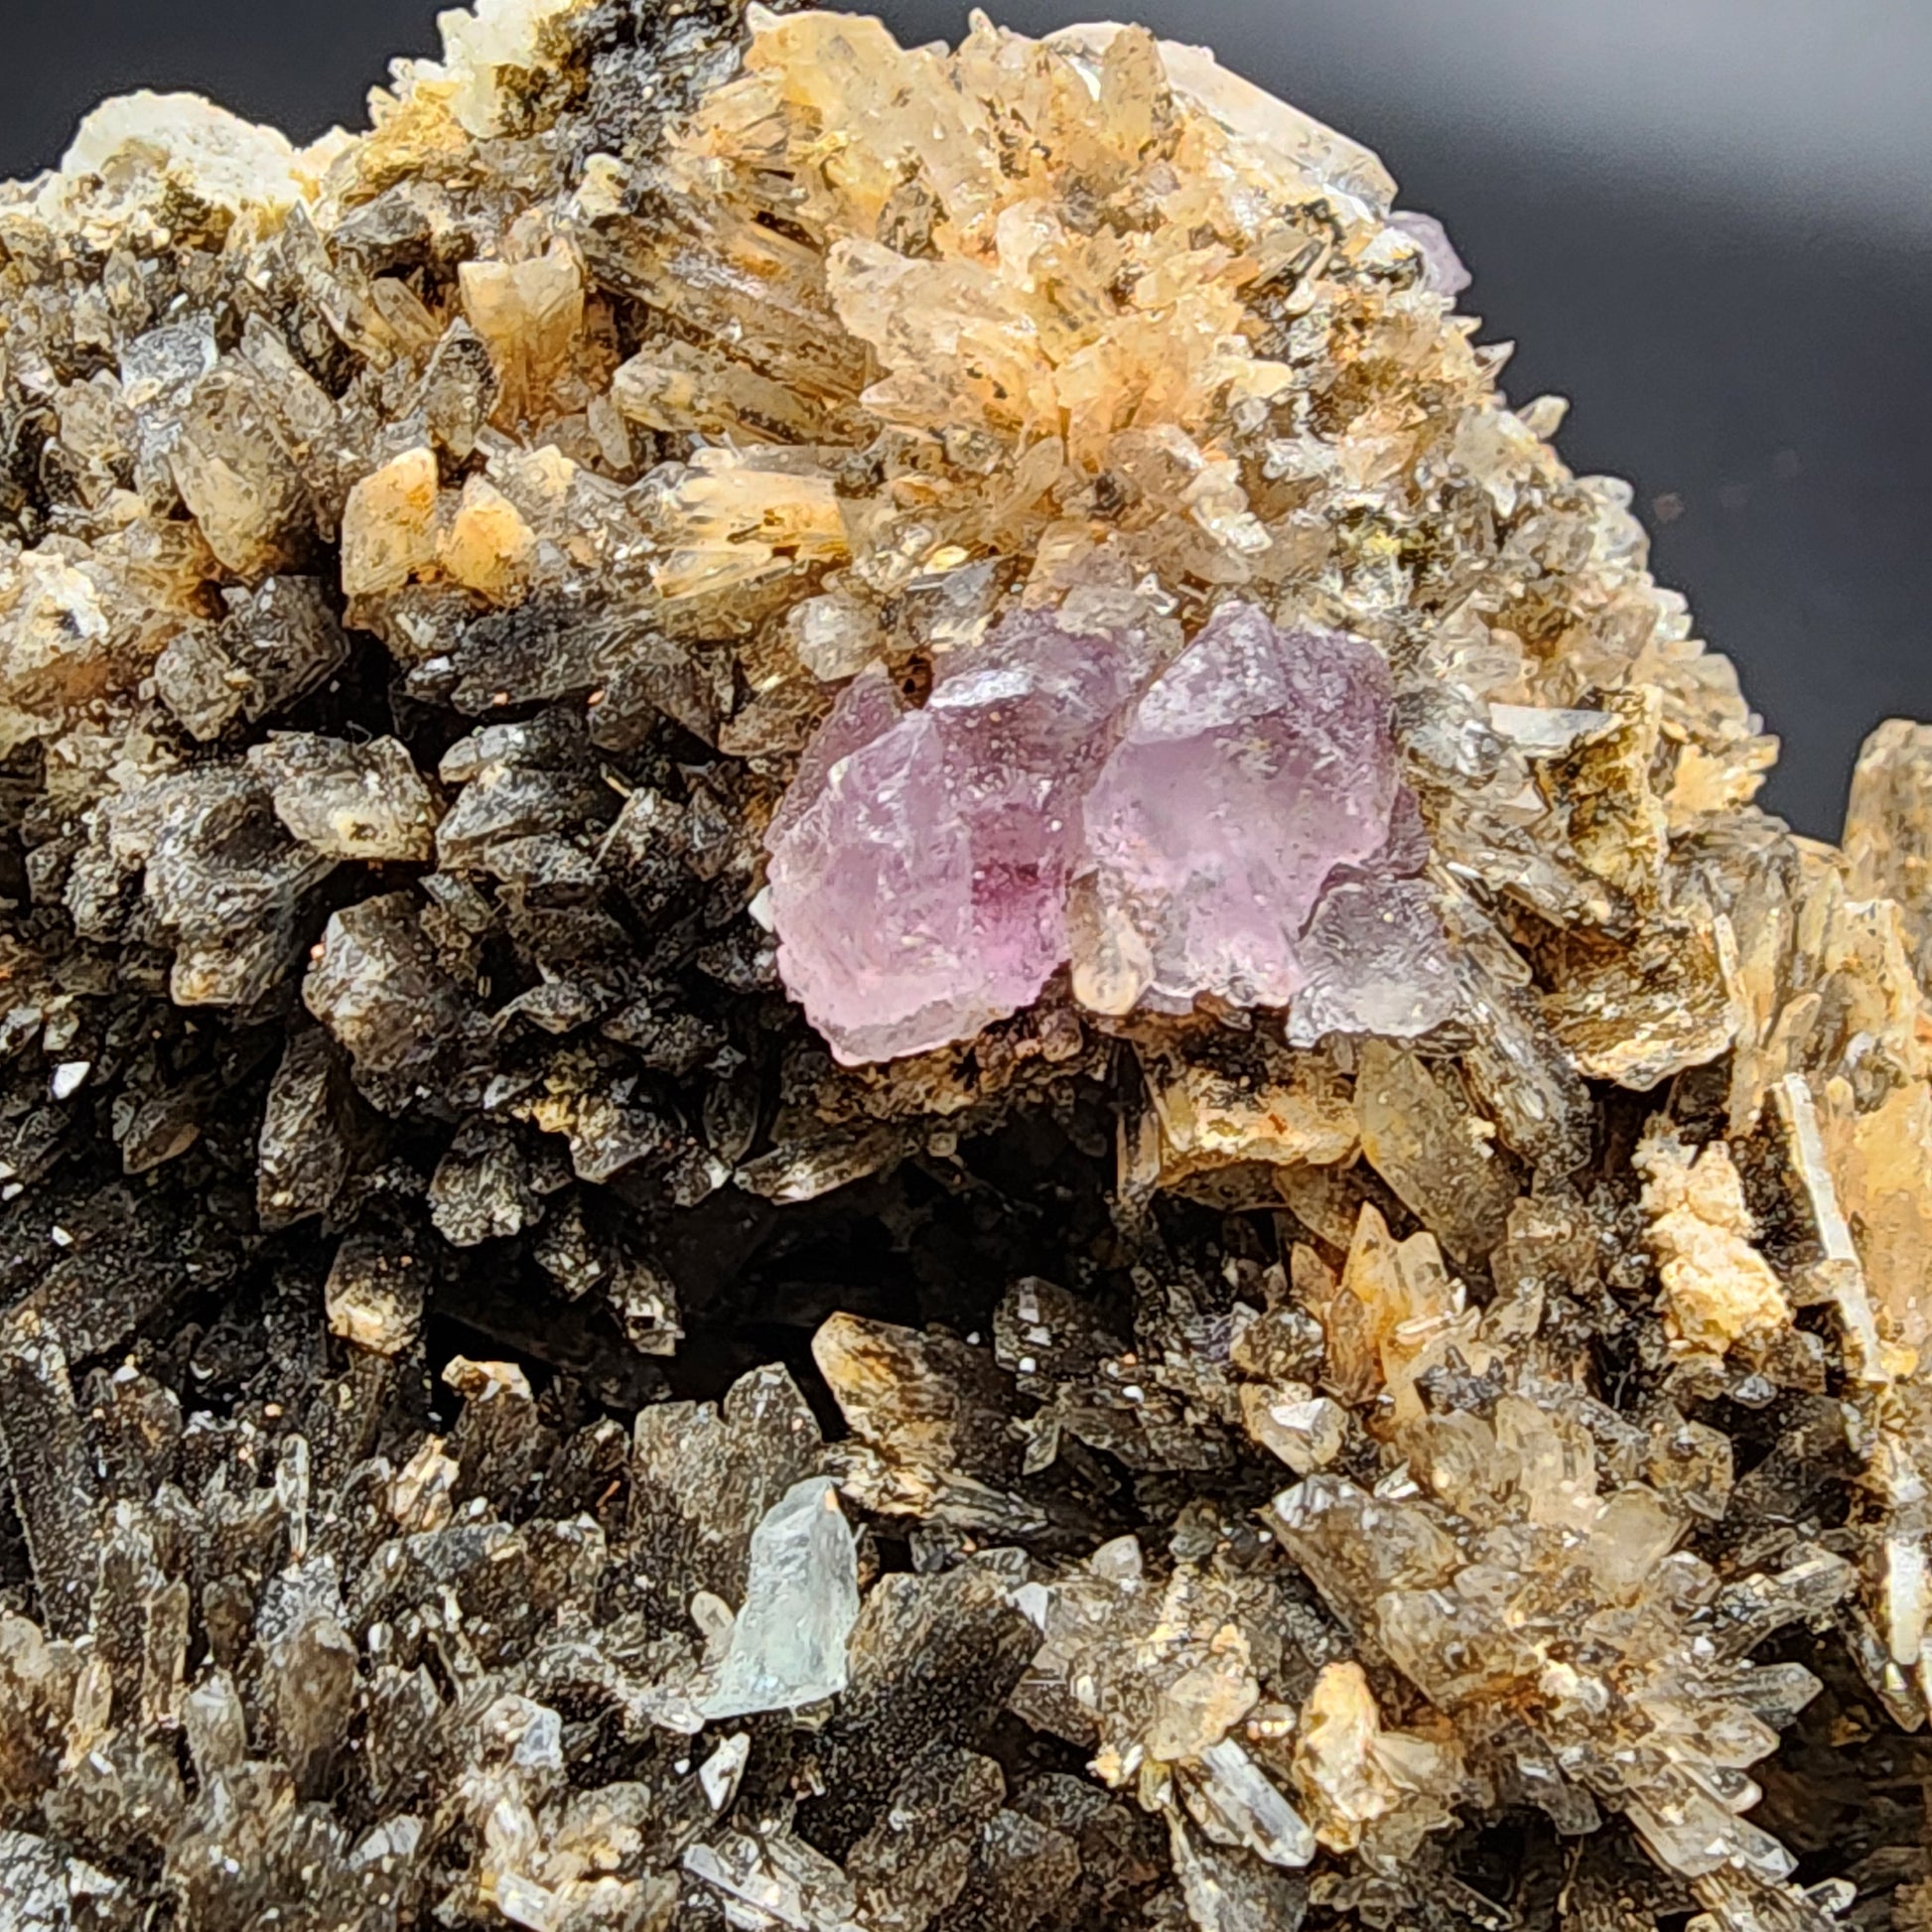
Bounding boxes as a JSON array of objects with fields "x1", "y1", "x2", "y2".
[
  {"x1": 700, "y1": 1477, "x2": 860, "y2": 1720},
  {"x1": 1179, "y1": 1736, "x2": 1316, "y2": 1868},
  {"x1": 1244, "y1": 1389, "x2": 1347, "y2": 1474},
  {"x1": 1488, "y1": 702, "x2": 1618, "y2": 758},
  {"x1": 701, "y1": 1732, "x2": 752, "y2": 1812},
  {"x1": 61, "y1": 91, "x2": 301, "y2": 214},
  {"x1": 495, "y1": 1871, "x2": 565, "y2": 1932}
]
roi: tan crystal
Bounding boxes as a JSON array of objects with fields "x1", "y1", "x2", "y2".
[
  {"x1": 341, "y1": 447, "x2": 441, "y2": 600},
  {"x1": 1845, "y1": 718, "x2": 1932, "y2": 980},
  {"x1": 1140, "y1": 1035, "x2": 1356, "y2": 1187},
  {"x1": 1541, "y1": 919, "x2": 1736, "y2": 1090},
  {"x1": 460, "y1": 244, "x2": 586, "y2": 423},
  {"x1": 1817, "y1": 1076, "x2": 1932, "y2": 1360},
  {"x1": 1635, "y1": 1125, "x2": 1789, "y2": 1357},
  {"x1": 1144, "y1": 1625, "x2": 1260, "y2": 1765},
  {"x1": 1239, "y1": 1383, "x2": 1347, "y2": 1473},
  {"x1": 248, "y1": 734, "x2": 440, "y2": 864},
  {"x1": 324, "y1": 1242, "x2": 423, "y2": 1356},
  {"x1": 1353, "y1": 1041, "x2": 1516, "y2": 1262},
  {"x1": 439, "y1": 477, "x2": 540, "y2": 601},
  {"x1": 1317, "y1": 1203, "x2": 1489, "y2": 1428},
  {"x1": 1290, "y1": 1661, "x2": 1401, "y2": 1852}
]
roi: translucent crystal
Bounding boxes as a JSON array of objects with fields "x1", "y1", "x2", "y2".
[
  {"x1": 1240, "y1": 1386, "x2": 1347, "y2": 1474},
  {"x1": 765, "y1": 613, "x2": 1145, "y2": 1062},
  {"x1": 1354, "y1": 1042, "x2": 1519, "y2": 1262},
  {"x1": 2, "y1": 1, "x2": 1931, "y2": 1925},
  {"x1": 768, "y1": 599, "x2": 1449, "y2": 1058},
  {"x1": 1178, "y1": 1736, "x2": 1316, "y2": 1869},
  {"x1": 1291, "y1": 1662, "x2": 1402, "y2": 1851},
  {"x1": 1077, "y1": 606, "x2": 1401, "y2": 1016},
  {"x1": 1287, "y1": 878, "x2": 1458, "y2": 1044},
  {"x1": 701, "y1": 1476, "x2": 861, "y2": 1720}
]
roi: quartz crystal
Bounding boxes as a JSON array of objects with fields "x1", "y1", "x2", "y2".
[
  {"x1": 0, "y1": 3, "x2": 1929, "y2": 1930},
  {"x1": 700, "y1": 1475, "x2": 861, "y2": 1719}
]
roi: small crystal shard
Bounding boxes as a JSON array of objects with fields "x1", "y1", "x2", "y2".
[
  {"x1": 701, "y1": 1476, "x2": 861, "y2": 1720},
  {"x1": 1179, "y1": 1737, "x2": 1316, "y2": 1869}
]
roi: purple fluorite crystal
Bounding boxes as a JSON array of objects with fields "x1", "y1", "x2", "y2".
[
  {"x1": 764, "y1": 616, "x2": 1144, "y2": 1063},
  {"x1": 767, "y1": 602, "x2": 1448, "y2": 1062},
  {"x1": 763, "y1": 674, "x2": 971, "y2": 1066},
  {"x1": 1076, "y1": 606, "x2": 1401, "y2": 1015}
]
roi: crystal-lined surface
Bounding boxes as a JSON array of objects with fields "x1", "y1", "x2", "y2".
[{"x1": 0, "y1": 3, "x2": 1924, "y2": 1930}]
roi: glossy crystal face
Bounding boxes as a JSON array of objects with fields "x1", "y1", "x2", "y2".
[{"x1": 766, "y1": 603, "x2": 1449, "y2": 1061}]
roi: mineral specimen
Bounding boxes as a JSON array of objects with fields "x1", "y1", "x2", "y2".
[
  {"x1": 0, "y1": 3, "x2": 1927, "y2": 1931},
  {"x1": 1075, "y1": 606, "x2": 1426, "y2": 1022},
  {"x1": 700, "y1": 1475, "x2": 862, "y2": 1719}
]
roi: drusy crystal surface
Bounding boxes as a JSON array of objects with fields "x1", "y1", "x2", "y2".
[{"x1": 0, "y1": 4, "x2": 1927, "y2": 1932}]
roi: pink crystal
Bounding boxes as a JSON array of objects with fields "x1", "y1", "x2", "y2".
[
  {"x1": 1389, "y1": 210, "x2": 1471, "y2": 299},
  {"x1": 763, "y1": 676, "x2": 973, "y2": 1066},
  {"x1": 1079, "y1": 607, "x2": 1401, "y2": 1014},
  {"x1": 768, "y1": 602, "x2": 1449, "y2": 1062},
  {"x1": 764, "y1": 616, "x2": 1144, "y2": 1063}
]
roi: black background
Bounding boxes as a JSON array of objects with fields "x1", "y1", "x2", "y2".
[{"x1": 1, "y1": 0, "x2": 1926, "y2": 838}]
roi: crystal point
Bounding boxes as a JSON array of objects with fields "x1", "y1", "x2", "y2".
[{"x1": 701, "y1": 1476, "x2": 861, "y2": 1720}]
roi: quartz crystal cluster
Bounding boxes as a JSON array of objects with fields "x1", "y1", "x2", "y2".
[{"x1": 0, "y1": 3, "x2": 1930, "y2": 1930}]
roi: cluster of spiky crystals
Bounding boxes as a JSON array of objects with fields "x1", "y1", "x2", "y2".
[{"x1": 3, "y1": 2, "x2": 1932, "y2": 1929}]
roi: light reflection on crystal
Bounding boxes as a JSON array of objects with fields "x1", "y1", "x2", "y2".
[{"x1": 769, "y1": 602, "x2": 1453, "y2": 1061}]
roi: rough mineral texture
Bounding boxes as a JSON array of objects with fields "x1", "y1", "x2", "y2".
[{"x1": 0, "y1": 4, "x2": 1925, "y2": 1931}]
